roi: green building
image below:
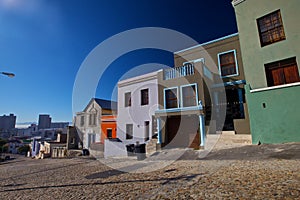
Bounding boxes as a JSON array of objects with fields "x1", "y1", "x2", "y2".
[{"x1": 232, "y1": 0, "x2": 300, "y2": 144}]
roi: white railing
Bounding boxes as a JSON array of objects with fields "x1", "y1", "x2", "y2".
[{"x1": 164, "y1": 63, "x2": 195, "y2": 80}]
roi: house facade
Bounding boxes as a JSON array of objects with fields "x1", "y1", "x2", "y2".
[
  {"x1": 117, "y1": 71, "x2": 159, "y2": 144},
  {"x1": 103, "y1": 71, "x2": 159, "y2": 158},
  {"x1": 155, "y1": 33, "x2": 250, "y2": 149},
  {"x1": 101, "y1": 115, "x2": 117, "y2": 143},
  {"x1": 232, "y1": 0, "x2": 300, "y2": 143},
  {"x1": 74, "y1": 98, "x2": 117, "y2": 149}
]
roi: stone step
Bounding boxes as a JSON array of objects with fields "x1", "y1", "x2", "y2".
[{"x1": 222, "y1": 131, "x2": 236, "y2": 135}]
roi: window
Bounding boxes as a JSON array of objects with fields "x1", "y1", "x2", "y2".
[
  {"x1": 126, "y1": 124, "x2": 133, "y2": 140},
  {"x1": 125, "y1": 92, "x2": 131, "y2": 107},
  {"x1": 89, "y1": 113, "x2": 97, "y2": 126},
  {"x1": 106, "y1": 129, "x2": 113, "y2": 139},
  {"x1": 165, "y1": 88, "x2": 178, "y2": 109},
  {"x1": 144, "y1": 121, "x2": 150, "y2": 141},
  {"x1": 265, "y1": 57, "x2": 300, "y2": 87},
  {"x1": 181, "y1": 84, "x2": 197, "y2": 107},
  {"x1": 141, "y1": 89, "x2": 149, "y2": 105},
  {"x1": 88, "y1": 133, "x2": 96, "y2": 147},
  {"x1": 257, "y1": 10, "x2": 286, "y2": 47},
  {"x1": 80, "y1": 116, "x2": 84, "y2": 127},
  {"x1": 218, "y1": 50, "x2": 238, "y2": 77}
]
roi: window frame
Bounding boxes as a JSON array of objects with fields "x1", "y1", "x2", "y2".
[
  {"x1": 182, "y1": 58, "x2": 204, "y2": 66},
  {"x1": 80, "y1": 116, "x2": 84, "y2": 127},
  {"x1": 265, "y1": 57, "x2": 300, "y2": 87},
  {"x1": 89, "y1": 113, "x2": 97, "y2": 126},
  {"x1": 164, "y1": 87, "x2": 179, "y2": 109},
  {"x1": 180, "y1": 83, "x2": 198, "y2": 108},
  {"x1": 124, "y1": 92, "x2": 131, "y2": 107},
  {"x1": 144, "y1": 121, "x2": 150, "y2": 142},
  {"x1": 218, "y1": 49, "x2": 239, "y2": 78},
  {"x1": 141, "y1": 88, "x2": 149, "y2": 106},
  {"x1": 256, "y1": 9, "x2": 286, "y2": 47},
  {"x1": 106, "y1": 128, "x2": 113, "y2": 139},
  {"x1": 125, "y1": 124, "x2": 133, "y2": 140}
]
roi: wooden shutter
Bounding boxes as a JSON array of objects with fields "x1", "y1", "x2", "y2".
[{"x1": 284, "y1": 64, "x2": 300, "y2": 84}]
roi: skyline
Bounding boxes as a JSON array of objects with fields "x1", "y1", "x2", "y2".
[{"x1": 0, "y1": 0, "x2": 237, "y2": 123}]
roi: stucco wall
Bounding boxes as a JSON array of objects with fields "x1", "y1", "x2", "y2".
[
  {"x1": 75, "y1": 100, "x2": 102, "y2": 149},
  {"x1": 233, "y1": 0, "x2": 300, "y2": 144},
  {"x1": 117, "y1": 71, "x2": 159, "y2": 143},
  {"x1": 234, "y1": 0, "x2": 300, "y2": 89},
  {"x1": 245, "y1": 84, "x2": 300, "y2": 144},
  {"x1": 101, "y1": 115, "x2": 117, "y2": 143},
  {"x1": 174, "y1": 34, "x2": 245, "y2": 83}
]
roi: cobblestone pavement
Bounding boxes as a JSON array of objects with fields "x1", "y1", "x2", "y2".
[{"x1": 0, "y1": 143, "x2": 299, "y2": 199}]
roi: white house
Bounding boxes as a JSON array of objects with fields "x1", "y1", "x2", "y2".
[
  {"x1": 117, "y1": 70, "x2": 159, "y2": 142},
  {"x1": 104, "y1": 71, "x2": 160, "y2": 158}
]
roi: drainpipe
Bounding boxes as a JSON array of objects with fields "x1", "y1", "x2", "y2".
[
  {"x1": 156, "y1": 118, "x2": 161, "y2": 144},
  {"x1": 199, "y1": 114, "x2": 205, "y2": 148}
]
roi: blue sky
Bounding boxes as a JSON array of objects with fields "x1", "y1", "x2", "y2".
[{"x1": 0, "y1": 0, "x2": 237, "y2": 123}]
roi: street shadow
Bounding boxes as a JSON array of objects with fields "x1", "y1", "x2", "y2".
[
  {"x1": 85, "y1": 169, "x2": 126, "y2": 179},
  {"x1": 0, "y1": 173, "x2": 203, "y2": 193},
  {"x1": 0, "y1": 159, "x2": 91, "y2": 182},
  {"x1": 202, "y1": 143, "x2": 300, "y2": 160}
]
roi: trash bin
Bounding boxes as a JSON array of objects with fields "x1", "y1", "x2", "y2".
[
  {"x1": 135, "y1": 143, "x2": 146, "y2": 160},
  {"x1": 126, "y1": 144, "x2": 135, "y2": 156},
  {"x1": 82, "y1": 149, "x2": 90, "y2": 156}
]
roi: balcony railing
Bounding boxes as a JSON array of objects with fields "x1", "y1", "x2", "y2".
[{"x1": 164, "y1": 63, "x2": 194, "y2": 80}]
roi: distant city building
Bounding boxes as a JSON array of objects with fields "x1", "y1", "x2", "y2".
[
  {"x1": 17, "y1": 124, "x2": 38, "y2": 137},
  {"x1": 38, "y1": 114, "x2": 51, "y2": 130},
  {"x1": 50, "y1": 122, "x2": 69, "y2": 129},
  {"x1": 0, "y1": 113, "x2": 16, "y2": 131}
]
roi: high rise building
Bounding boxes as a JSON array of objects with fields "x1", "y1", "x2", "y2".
[
  {"x1": 38, "y1": 114, "x2": 51, "y2": 130},
  {"x1": 0, "y1": 114, "x2": 16, "y2": 131}
]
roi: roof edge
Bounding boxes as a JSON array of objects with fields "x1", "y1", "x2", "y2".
[
  {"x1": 174, "y1": 33, "x2": 239, "y2": 55},
  {"x1": 232, "y1": 0, "x2": 246, "y2": 6}
]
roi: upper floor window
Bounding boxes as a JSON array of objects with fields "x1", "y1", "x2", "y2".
[
  {"x1": 265, "y1": 57, "x2": 300, "y2": 87},
  {"x1": 89, "y1": 113, "x2": 97, "y2": 126},
  {"x1": 164, "y1": 88, "x2": 178, "y2": 109},
  {"x1": 80, "y1": 116, "x2": 84, "y2": 127},
  {"x1": 141, "y1": 88, "x2": 149, "y2": 106},
  {"x1": 124, "y1": 92, "x2": 131, "y2": 107},
  {"x1": 257, "y1": 10, "x2": 286, "y2": 47},
  {"x1": 218, "y1": 50, "x2": 238, "y2": 77},
  {"x1": 181, "y1": 84, "x2": 197, "y2": 107},
  {"x1": 126, "y1": 124, "x2": 133, "y2": 140}
]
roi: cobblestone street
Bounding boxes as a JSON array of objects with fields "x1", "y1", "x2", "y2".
[{"x1": 0, "y1": 142, "x2": 299, "y2": 199}]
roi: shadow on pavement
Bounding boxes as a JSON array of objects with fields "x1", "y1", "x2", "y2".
[
  {"x1": 203, "y1": 143, "x2": 300, "y2": 160},
  {"x1": 0, "y1": 173, "x2": 203, "y2": 193}
]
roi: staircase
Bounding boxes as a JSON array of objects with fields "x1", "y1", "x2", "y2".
[{"x1": 146, "y1": 138, "x2": 158, "y2": 154}]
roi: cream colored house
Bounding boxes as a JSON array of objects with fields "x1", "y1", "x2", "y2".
[{"x1": 74, "y1": 98, "x2": 117, "y2": 149}]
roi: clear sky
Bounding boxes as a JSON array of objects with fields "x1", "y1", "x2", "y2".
[{"x1": 0, "y1": 0, "x2": 237, "y2": 123}]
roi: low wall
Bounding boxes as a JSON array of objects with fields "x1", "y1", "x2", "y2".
[
  {"x1": 104, "y1": 139, "x2": 127, "y2": 158},
  {"x1": 246, "y1": 84, "x2": 300, "y2": 144}
]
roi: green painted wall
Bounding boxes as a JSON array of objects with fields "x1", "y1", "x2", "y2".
[
  {"x1": 234, "y1": 0, "x2": 300, "y2": 89},
  {"x1": 233, "y1": 0, "x2": 300, "y2": 144},
  {"x1": 245, "y1": 84, "x2": 300, "y2": 144}
]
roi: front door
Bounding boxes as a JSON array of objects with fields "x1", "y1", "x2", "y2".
[
  {"x1": 165, "y1": 115, "x2": 199, "y2": 148},
  {"x1": 88, "y1": 133, "x2": 96, "y2": 148},
  {"x1": 223, "y1": 88, "x2": 245, "y2": 131},
  {"x1": 106, "y1": 129, "x2": 112, "y2": 139},
  {"x1": 165, "y1": 116, "x2": 181, "y2": 147}
]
